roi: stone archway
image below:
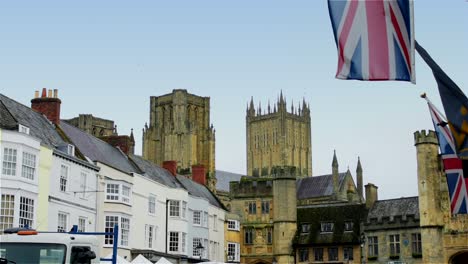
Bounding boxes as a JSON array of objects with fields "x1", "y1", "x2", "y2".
[{"x1": 450, "y1": 251, "x2": 468, "y2": 264}]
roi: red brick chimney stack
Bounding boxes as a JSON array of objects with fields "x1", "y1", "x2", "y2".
[
  {"x1": 163, "y1": 161, "x2": 177, "y2": 176},
  {"x1": 31, "y1": 88, "x2": 62, "y2": 125},
  {"x1": 192, "y1": 165, "x2": 206, "y2": 185}
]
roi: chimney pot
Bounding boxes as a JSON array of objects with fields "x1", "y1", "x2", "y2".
[
  {"x1": 31, "y1": 88, "x2": 62, "y2": 125},
  {"x1": 53, "y1": 89, "x2": 58, "y2": 98},
  {"x1": 34, "y1": 91, "x2": 39, "y2": 98},
  {"x1": 48, "y1": 89, "x2": 52, "y2": 98}
]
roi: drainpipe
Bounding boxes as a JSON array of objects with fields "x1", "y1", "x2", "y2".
[{"x1": 166, "y1": 199, "x2": 169, "y2": 254}]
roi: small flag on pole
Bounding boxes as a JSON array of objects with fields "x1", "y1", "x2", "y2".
[
  {"x1": 328, "y1": 0, "x2": 415, "y2": 82},
  {"x1": 416, "y1": 42, "x2": 468, "y2": 159},
  {"x1": 426, "y1": 99, "x2": 468, "y2": 214}
]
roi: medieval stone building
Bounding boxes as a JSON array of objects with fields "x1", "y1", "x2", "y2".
[
  {"x1": 142, "y1": 89, "x2": 216, "y2": 191},
  {"x1": 414, "y1": 130, "x2": 468, "y2": 263},
  {"x1": 246, "y1": 92, "x2": 312, "y2": 178},
  {"x1": 64, "y1": 114, "x2": 117, "y2": 137}
]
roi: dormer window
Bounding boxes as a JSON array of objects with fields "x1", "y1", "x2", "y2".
[
  {"x1": 18, "y1": 124, "x2": 30, "y2": 135},
  {"x1": 344, "y1": 221, "x2": 354, "y2": 232},
  {"x1": 67, "y1": 144, "x2": 75, "y2": 156},
  {"x1": 301, "y1": 224, "x2": 311, "y2": 233},
  {"x1": 320, "y1": 222, "x2": 334, "y2": 233}
]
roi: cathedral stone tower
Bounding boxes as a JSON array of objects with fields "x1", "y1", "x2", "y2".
[
  {"x1": 246, "y1": 92, "x2": 312, "y2": 177},
  {"x1": 142, "y1": 89, "x2": 216, "y2": 191}
]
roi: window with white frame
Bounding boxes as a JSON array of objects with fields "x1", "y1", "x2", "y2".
[
  {"x1": 203, "y1": 211, "x2": 208, "y2": 227},
  {"x1": 105, "y1": 182, "x2": 131, "y2": 204},
  {"x1": 57, "y1": 212, "x2": 68, "y2": 232},
  {"x1": 344, "y1": 221, "x2": 354, "y2": 231},
  {"x1": 19, "y1": 197, "x2": 34, "y2": 228},
  {"x1": 148, "y1": 195, "x2": 156, "y2": 215},
  {"x1": 181, "y1": 232, "x2": 186, "y2": 253},
  {"x1": 122, "y1": 185, "x2": 131, "y2": 204},
  {"x1": 182, "y1": 201, "x2": 187, "y2": 219},
  {"x1": 0, "y1": 194, "x2": 15, "y2": 232},
  {"x1": 169, "y1": 232, "x2": 179, "y2": 252},
  {"x1": 79, "y1": 172, "x2": 87, "y2": 198},
  {"x1": 105, "y1": 216, "x2": 118, "y2": 245},
  {"x1": 389, "y1": 234, "x2": 400, "y2": 256},
  {"x1": 2, "y1": 148, "x2": 17, "y2": 176},
  {"x1": 121, "y1": 217, "x2": 130, "y2": 246},
  {"x1": 320, "y1": 222, "x2": 334, "y2": 233},
  {"x1": 412, "y1": 233, "x2": 422, "y2": 255},
  {"x1": 193, "y1": 210, "x2": 201, "y2": 226},
  {"x1": 106, "y1": 183, "x2": 119, "y2": 201},
  {"x1": 169, "y1": 200, "x2": 180, "y2": 217},
  {"x1": 145, "y1": 224, "x2": 155, "y2": 248},
  {"x1": 18, "y1": 124, "x2": 30, "y2": 134},
  {"x1": 192, "y1": 237, "x2": 202, "y2": 257},
  {"x1": 227, "y1": 219, "x2": 240, "y2": 231},
  {"x1": 60, "y1": 165, "x2": 68, "y2": 192},
  {"x1": 368, "y1": 236, "x2": 378, "y2": 257},
  {"x1": 21, "y1": 152, "x2": 36, "y2": 180},
  {"x1": 203, "y1": 239, "x2": 208, "y2": 258},
  {"x1": 104, "y1": 215, "x2": 130, "y2": 247},
  {"x1": 78, "y1": 217, "x2": 86, "y2": 232}
]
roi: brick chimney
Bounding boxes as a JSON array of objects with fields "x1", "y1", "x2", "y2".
[
  {"x1": 365, "y1": 183, "x2": 378, "y2": 209},
  {"x1": 192, "y1": 165, "x2": 206, "y2": 185},
  {"x1": 163, "y1": 161, "x2": 177, "y2": 176},
  {"x1": 31, "y1": 88, "x2": 61, "y2": 125},
  {"x1": 99, "y1": 129, "x2": 135, "y2": 155}
]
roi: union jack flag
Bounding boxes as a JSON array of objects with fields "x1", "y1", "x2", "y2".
[
  {"x1": 328, "y1": 0, "x2": 415, "y2": 82},
  {"x1": 428, "y1": 101, "x2": 468, "y2": 215}
]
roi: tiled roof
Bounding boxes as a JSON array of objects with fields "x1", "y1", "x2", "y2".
[
  {"x1": 215, "y1": 170, "x2": 245, "y2": 192},
  {"x1": 129, "y1": 155, "x2": 181, "y2": 188},
  {"x1": 0, "y1": 94, "x2": 66, "y2": 147},
  {"x1": 367, "y1": 196, "x2": 419, "y2": 221},
  {"x1": 60, "y1": 120, "x2": 139, "y2": 174},
  {"x1": 0, "y1": 100, "x2": 18, "y2": 130},
  {"x1": 296, "y1": 173, "x2": 347, "y2": 200},
  {"x1": 176, "y1": 175, "x2": 225, "y2": 209}
]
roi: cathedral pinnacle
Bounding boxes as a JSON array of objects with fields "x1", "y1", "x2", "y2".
[
  {"x1": 332, "y1": 150, "x2": 338, "y2": 168},
  {"x1": 357, "y1": 156, "x2": 362, "y2": 172}
]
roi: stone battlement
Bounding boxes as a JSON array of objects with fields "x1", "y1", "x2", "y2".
[{"x1": 414, "y1": 129, "x2": 438, "y2": 145}]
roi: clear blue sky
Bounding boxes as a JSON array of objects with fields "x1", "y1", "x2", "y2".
[{"x1": 1, "y1": 0, "x2": 467, "y2": 199}]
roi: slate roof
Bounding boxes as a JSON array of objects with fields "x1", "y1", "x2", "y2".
[
  {"x1": 296, "y1": 173, "x2": 347, "y2": 200},
  {"x1": 215, "y1": 170, "x2": 245, "y2": 192},
  {"x1": 0, "y1": 100, "x2": 18, "y2": 130},
  {"x1": 0, "y1": 94, "x2": 67, "y2": 147},
  {"x1": 295, "y1": 203, "x2": 366, "y2": 246},
  {"x1": 176, "y1": 174, "x2": 225, "y2": 209},
  {"x1": 367, "y1": 196, "x2": 419, "y2": 221},
  {"x1": 129, "y1": 155, "x2": 181, "y2": 188},
  {"x1": 60, "y1": 120, "x2": 139, "y2": 174}
]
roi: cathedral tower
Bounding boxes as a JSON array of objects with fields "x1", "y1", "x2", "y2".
[
  {"x1": 142, "y1": 89, "x2": 216, "y2": 190},
  {"x1": 246, "y1": 92, "x2": 312, "y2": 177}
]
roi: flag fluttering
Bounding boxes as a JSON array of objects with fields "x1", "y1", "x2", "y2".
[
  {"x1": 328, "y1": 0, "x2": 415, "y2": 82},
  {"x1": 426, "y1": 99, "x2": 468, "y2": 214},
  {"x1": 416, "y1": 42, "x2": 468, "y2": 159}
]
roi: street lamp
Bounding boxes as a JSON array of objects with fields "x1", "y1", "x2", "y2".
[
  {"x1": 195, "y1": 242, "x2": 205, "y2": 261},
  {"x1": 360, "y1": 233, "x2": 366, "y2": 264}
]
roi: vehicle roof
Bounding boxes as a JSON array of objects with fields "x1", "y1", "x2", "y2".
[{"x1": 0, "y1": 233, "x2": 99, "y2": 246}]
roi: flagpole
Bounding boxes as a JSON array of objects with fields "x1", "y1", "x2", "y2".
[
  {"x1": 420, "y1": 93, "x2": 448, "y2": 121},
  {"x1": 410, "y1": 0, "x2": 416, "y2": 84}
]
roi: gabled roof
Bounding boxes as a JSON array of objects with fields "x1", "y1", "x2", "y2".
[
  {"x1": 60, "y1": 120, "x2": 139, "y2": 174},
  {"x1": 367, "y1": 196, "x2": 419, "y2": 221},
  {"x1": 129, "y1": 155, "x2": 181, "y2": 188},
  {"x1": 176, "y1": 175, "x2": 225, "y2": 210},
  {"x1": 215, "y1": 170, "x2": 244, "y2": 192},
  {"x1": 296, "y1": 173, "x2": 347, "y2": 200},
  {"x1": 0, "y1": 94, "x2": 66, "y2": 147}
]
